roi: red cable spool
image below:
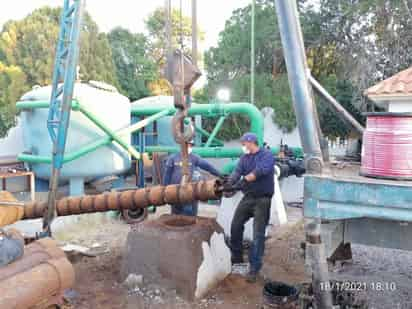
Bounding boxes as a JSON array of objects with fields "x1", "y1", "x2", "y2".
[{"x1": 361, "y1": 112, "x2": 412, "y2": 180}]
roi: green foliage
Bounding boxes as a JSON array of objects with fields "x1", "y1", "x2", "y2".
[
  {"x1": 0, "y1": 62, "x2": 27, "y2": 137},
  {"x1": 315, "y1": 76, "x2": 363, "y2": 138},
  {"x1": 0, "y1": 6, "x2": 119, "y2": 137},
  {"x1": 0, "y1": 7, "x2": 118, "y2": 87},
  {"x1": 145, "y1": 7, "x2": 204, "y2": 65},
  {"x1": 108, "y1": 27, "x2": 157, "y2": 101}
]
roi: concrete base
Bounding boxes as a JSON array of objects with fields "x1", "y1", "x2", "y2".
[{"x1": 122, "y1": 215, "x2": 231, "y2": 300}]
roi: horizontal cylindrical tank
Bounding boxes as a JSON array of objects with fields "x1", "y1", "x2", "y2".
[{"x1": 19, "y1": 82, "x2": 131, "y2": 180}]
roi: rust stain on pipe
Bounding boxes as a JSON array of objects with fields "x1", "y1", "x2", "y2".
[
  {"x1": 0, "y1": 257, "x2": 74, "y2": 309},
  {"x1": 22, "y1": 180, "x2": 222, "y2": 220}
]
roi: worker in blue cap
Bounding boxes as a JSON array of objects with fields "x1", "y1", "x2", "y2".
[
  {"x1": 226, "y1": 132, "x2": 275, "y2": 283},
  {"x1": 163, "y1": 140, "x2": 221, "y2": 216}
]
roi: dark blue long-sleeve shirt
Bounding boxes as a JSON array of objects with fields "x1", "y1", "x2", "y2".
[
  {"x1": 229, "y1": 148, "x2": 275, "y2": 197},
  {"x1": 163, "y1": 153, "x2": 221, "y2": 185}
]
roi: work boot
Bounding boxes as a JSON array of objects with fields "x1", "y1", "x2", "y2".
[
  {"x1": 245, "y1": 270, "x2": 258, "y2": 283},
  {"x1": 231, "y1": 256, "x2": 244, "y2": 264}
]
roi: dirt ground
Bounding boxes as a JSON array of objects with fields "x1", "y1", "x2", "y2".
[
  {"x1": 56, "y1": 206, "x2": 308, "y2": 309},
  {"x1": 55, "y1": 204, "x2": 412, "y2": 309}
]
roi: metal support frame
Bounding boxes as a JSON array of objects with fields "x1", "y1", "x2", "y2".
[
  {"x1": 274, "y1": 1, "x2": 332, "y2": 308},
  {"x1": 204, "y1": 116, "x2": 226, "y2": 147},
  {"x1": 44, "y1": 0, "x2": 84, "y2": 235},
  {"x1": 308, "y1": 74, "x2": 365, "y2": 135}
]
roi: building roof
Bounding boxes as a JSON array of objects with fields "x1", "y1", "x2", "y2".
[{"x1": 365, "y1": 67, "x2": 412, "y2": 101}]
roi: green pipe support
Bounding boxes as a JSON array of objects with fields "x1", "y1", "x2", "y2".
[
  {"x1": 184, "y1": 119, "x2": 224, "y2": 147},
  {"x1": 145, "y1": 145, "x2": 303, "y2": 158},
  {"x1": 17, "y1": 109, "x2": 171, "y2": 164},
  {"x1": 16, "y1": 99, "x2": 304, "y2": 160},
  {"x1": 131, "y1": 101, "x2": 264, "y2": 144},
  {"x1": 77, "y1": 104, "x2": 141, "y2": 160},
  {"x1": 205, "y1": 116, "x2": 226, "y2": 147},
  {"x1": 221, "y1": 160, "x2": 238, "y2": 175}
]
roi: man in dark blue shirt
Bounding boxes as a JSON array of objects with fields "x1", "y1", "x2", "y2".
[
  {"x1": 163, "y1": 141, "x2": 221, "y2": 216},
  {"x1": 228, "y1": 132, "x2": 275, "y2": 283}
]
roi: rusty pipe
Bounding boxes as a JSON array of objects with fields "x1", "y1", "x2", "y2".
[
  {"x1": 0, "y1": 257, "x2": 75, "y2": 309},
  {"x1": 22, "y1": 180, "x2": 222, "y2": 220},
  {"x1": 0, "y1": 238, "x2": 65, "y2": 281}
]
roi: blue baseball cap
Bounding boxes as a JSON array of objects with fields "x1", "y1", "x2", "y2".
[{"x1": 240, "y1": 132, "x2": 258, "y2": 143}]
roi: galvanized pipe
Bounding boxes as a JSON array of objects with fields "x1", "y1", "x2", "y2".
[
  {"x1": 309, "y1": 74, "x2": 364, "y2": 135},
  {"x1": 274, "y1": 0, "x2": 323, "y2": 173},
  {"x1": 0, "y1": 257, "x2": 75, "y2": 309},
  {"x1": 22, "y1": 180, "x2": 222, "y2": 220},
  {"x1": 274, "y1": 1, "x2": 333, "y2": 308}
]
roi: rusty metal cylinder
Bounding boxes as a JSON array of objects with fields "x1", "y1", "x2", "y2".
[
  {"x1": 23, "y1": 179, "x2": 222, "y2": 220},
  {"x1": 0, "y1": 238, "x2": 65, "y2": 281},
  {"x1": 0, "y1": 257, "x2": 75, "y2": 309}
]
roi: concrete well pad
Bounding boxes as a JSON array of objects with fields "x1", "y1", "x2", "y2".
[{"x1": 122, "y1": 215, "x2": 231, "y2": 300}]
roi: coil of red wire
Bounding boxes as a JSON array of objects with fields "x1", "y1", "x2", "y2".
[{"x1": 361, "y1": 112, "x2": 412, "y2": 180}]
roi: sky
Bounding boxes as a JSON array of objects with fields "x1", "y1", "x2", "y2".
[{"x1": 0, "y1": 0, "x2": 251, "y2": 48}]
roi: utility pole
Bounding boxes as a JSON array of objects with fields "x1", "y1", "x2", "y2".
[
  {"x1": 251, "y1": 0, "x2": 255, "y2": 105},
  {"x1": 192, "y1": 0, "x2": 198, "y2": 67},
  {"x1": 165, "y1": 0, "x2": 173, "y2": 82}
]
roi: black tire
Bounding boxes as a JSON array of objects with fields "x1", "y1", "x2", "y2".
[{"x1": 121, "y1": 208, "x2": 148, "y2": 224}]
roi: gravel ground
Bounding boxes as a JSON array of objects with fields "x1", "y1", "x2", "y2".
[{"x1": 331, "y1": 244, "x2": 412, "y2": 309}]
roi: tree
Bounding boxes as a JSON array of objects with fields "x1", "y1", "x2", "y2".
[
  {"x1": 0, "y1": 6, "x2": 118, "y2": 87},
  {"x1": 203, "y1": 0, "x2": 372, "y2": 139},
  {"x1": 0, "y1": 62, "x2": 27, "y2": 137},
  {"x1": 0, "y1": 6, "x2": 119, "y2": 137},
  {"x1": 108, "y1": 27, "x2": 157, "y2": 101},
  {"x1": 144, "y1": 7, "x2": 204, "y2": 96},
  {"x1": 145, "y1": 7, "x2": 202, "y2": 65}
]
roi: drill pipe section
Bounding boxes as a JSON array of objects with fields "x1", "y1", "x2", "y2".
[
  {"x1": 0, "y1": 257, "x2": 74, "y2": 309},
  {"x1": 22, "y1": 180, "x2": 222, "y2": 220},
  {"x1": 0, "y1": 238, "x2": 65, "y2": 281}
]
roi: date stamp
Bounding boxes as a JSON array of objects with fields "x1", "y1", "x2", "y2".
[{"x1": 320, "y1": 281, "x2": 397, "y2": 292}]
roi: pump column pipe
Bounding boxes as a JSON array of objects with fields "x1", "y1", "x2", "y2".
[{"x1": 274, "y1": 1, "x2": 333, "y2": 309}]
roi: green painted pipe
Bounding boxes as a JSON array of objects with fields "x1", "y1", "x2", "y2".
[
  {"x1": 131, "y1": 101, "x2": 264, "y2": 144},
  {"x1": 221, "y1": 160, "x2": 238, "y2": 175},
  {"x1": 17, "y1": 100, "x2": 256, "y2": 146},
  {"x1": 77, "y1": 104, "x2": 141, "y2": 160},
  {"x1": 184, "y1": 119, "x2": 224, "y2": 146},
  {"x1": 18, "y1": 109, "x2": 171, "y2": 164},
  {"x1": 16, "y1": 100, "x2": 80, "y2": 111},
  {"x1": 205, "y1": 116, "x2": 226, "y2": 147},
  {"x1": 145, "y1": 145, "x2": 303, "y2": 158}
]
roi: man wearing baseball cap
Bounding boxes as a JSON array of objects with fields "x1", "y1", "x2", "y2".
[
  {"x1": 228, "y1": 132, "x2": 275, "y2": 283},
  {"x1": 163, "y1": 140, "x2": 221, "y2": 216}
]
